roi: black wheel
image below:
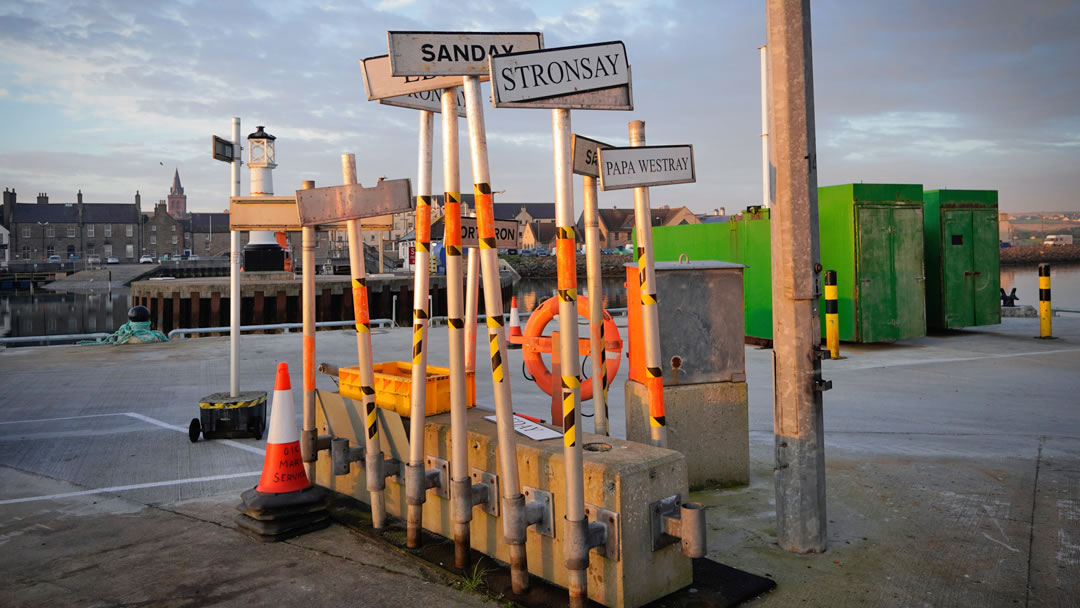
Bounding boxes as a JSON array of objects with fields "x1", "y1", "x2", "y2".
[
  {"x1": 188, "y1": 418, "x2": 202, "y2": 443},
  {"x1": 252, "y1": 417, "x2": 265, "y2": 441}
]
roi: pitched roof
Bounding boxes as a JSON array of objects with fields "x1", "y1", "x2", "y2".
[
  {"x1": 188, "y1": 212, "x2": 230, "y2": 232},
  {"x1": 530, "y1": 223, "x2": 557, "y2": 244},
  {"x1": 170, "y1": 169, "x2": 184, "y2": 195},
  {"x1": 82, "y1": 203, "x2": 139, "y2": 224},
  {"x1": 13, "y1": 203, "x2": 79, "y2": 223},
  {"x1": 494, "y1": 202, "x2": 555, "y2": 221}
]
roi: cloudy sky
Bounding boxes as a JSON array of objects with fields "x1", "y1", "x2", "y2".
[{"x1": 1, "y1": 0, "x2": 1077, "y2": 214}]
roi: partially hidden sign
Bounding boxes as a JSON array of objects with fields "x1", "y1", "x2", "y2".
[
  {"x1": 294, "y1": 180, "x2": 413, "y2": 226},
  {"x1": 484, "y1": 414, "x2": 561, "y2": 441},
  {"x1": 360, "y1": 54, "x2": 469, "y2": 117},
  {"x1": 490, "y1": 42, "x2": 632, "y2": 110},
  {"x1": 598, "y1": 145, "x2": 696, "y2": 191},
  {"x1": 229, "y1": 197, "x2": 301, "y2": 231},
  {"x1": 571, "y1": 134, "x2": 613, "y2": 178},
  {"x1": 387, "y1": 31, "x2": 543, "y2": 77},
  {"x1": 458, "y1": 217, "x2": 517, "y2": 249}
]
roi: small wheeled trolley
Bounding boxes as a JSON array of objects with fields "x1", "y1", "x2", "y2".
[{"x1": 189, "y1": 391, "x2": 268, "y2": 442}]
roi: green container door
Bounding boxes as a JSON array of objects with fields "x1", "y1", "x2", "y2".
[
  {"x1": 854, "y1": 206, "x2": 926, "y2": 342},
  {"x1": 941, "y1": 208, "x2": 1000, "y2": 328}
]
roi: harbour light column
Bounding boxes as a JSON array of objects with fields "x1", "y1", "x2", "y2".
[{"x1": 244, "y1": 126, "x2": 286, "y2": 271}]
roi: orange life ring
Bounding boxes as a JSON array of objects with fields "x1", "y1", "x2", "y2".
[{"x1": 520, "y1": 295, "x2": 622, "y2": 401}]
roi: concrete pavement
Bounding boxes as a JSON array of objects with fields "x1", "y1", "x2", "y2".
[{"x1": 0, "y1": 315, "x2": 1078, "y2": 606}]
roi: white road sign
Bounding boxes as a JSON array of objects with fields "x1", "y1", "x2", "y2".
[
  {"x1": 379, "y1": 88, "x2": 468, "y2": 117},
  {"x1": 598, "y1": 145, "x2": 696, "y2": 191},
  {"x1": 490, "y1": 42, "x2": 629, "y2": 106},
  {"x1": 387, "y1": 31, "x2": 543, "y2": 77},
  {"x1": 571, "y1": 134, "x2": 613, "y2": 178},
  {"x1": 360, "y1": 54, "x2": 485, "y2": 100}
]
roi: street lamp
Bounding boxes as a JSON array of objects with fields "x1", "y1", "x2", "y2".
[{"x1": 37, "y1": 221, "x2": 48, "y2": 261}]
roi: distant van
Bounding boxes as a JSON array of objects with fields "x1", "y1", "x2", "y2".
[{"x1": 1044, "y1": 234, "x2": 1074, "y2": 246}]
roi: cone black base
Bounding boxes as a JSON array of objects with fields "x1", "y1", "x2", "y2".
[{"x1": 234, "y1": 485, "x2": 329, "y2": 542}]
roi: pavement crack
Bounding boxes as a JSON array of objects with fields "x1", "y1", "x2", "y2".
[{"x1": 1024, "y1": 435, "x2": 1045, "y2": 608}]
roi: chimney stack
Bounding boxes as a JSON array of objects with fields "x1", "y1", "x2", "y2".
[
  {"x1": 37, "y1": 192, "x2": 48, "y2": 205},
  {"x1": 77, "y1": 190, "x2": 83, "y2": 205}
]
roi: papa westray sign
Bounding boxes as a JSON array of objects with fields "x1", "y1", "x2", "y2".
[
  {"x1": 387, "y1": 31, "x2": 543, "y2": 77},
  {"x1": 490, "y1": 42, "x2": 630, "y2": 109},
  {"x1": 598, "y1": 145, "x2": 696, "y2": 191}
]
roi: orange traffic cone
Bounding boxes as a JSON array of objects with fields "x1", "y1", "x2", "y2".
[
  {"x1": 508, "y1": 296, "x2": 523, "y2": 349},
  {"x1": 256, "y1": 362, "x2": 310, "y2": 493},
  {"x1": 235, "y1": 361, "x2": 328, "y2": 542}
]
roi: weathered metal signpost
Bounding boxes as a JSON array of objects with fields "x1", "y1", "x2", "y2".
[
  {"x1": 599, "y1": 136, "x2": 696, "y2": 450},
  {"x1": 491, "y1": 41, "x2": 632, "y2": 607},
  {"x1": 571, "y1": 134, "x2": 614, "y2": 436},
  {"x1": 387, "y1": 31, "x2": 542, "y2": 584}
]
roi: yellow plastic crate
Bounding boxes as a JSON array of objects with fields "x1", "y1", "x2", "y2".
[{"x1": 338, "y1": 361, "x2": 475, "y2": 418}]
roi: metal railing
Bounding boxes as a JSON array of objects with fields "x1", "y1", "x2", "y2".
[
  {"x1": 167, "y1": 318, "x2": 395, "y2": 340},
  {"x1": 0, "y1": 332, "x2": 111, "y2": 345}
]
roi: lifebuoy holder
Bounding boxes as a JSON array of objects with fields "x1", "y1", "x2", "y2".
[{"x1": 511, "y1": 295, "x2": 622, "y2": 401}]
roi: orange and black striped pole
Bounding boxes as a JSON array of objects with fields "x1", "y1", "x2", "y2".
[
  {"x1": 1039, "y1": 264, "x2": 1052, "y2": 339},
  {"x1": 824, "y1": 270, "x2": 840, "y2": 358},
  {"x1": 629, "y1": 120, "x2": 667, "y2": 447}
]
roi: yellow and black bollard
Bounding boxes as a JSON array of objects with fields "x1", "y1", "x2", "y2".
[
  {"x1": 824, "y1": 270, "x2": 842, "y2": 359},
  {"x1": 1038, "y1": 263, "x2": 1053, "y2": 339}
]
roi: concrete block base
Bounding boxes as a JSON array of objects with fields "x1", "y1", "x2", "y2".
[
  {"x1": 314, "y1": 392, "x2": 693, "y2": 608},
  {"x1": 625, "y1": 379, "x2": 749, "y2": 490}
]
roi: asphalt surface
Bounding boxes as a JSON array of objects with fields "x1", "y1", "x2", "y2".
[{"x1": 0, "y1": 315, "x2": 1077, "y2": 607}]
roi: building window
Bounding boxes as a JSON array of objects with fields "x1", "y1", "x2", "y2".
[
  {"x1": 104, "y1": 225, "x2": 112, "y2": 237},
  {"x1": 152, "y1": 225, "x2": 157, "y2": 232},
  {"x1": 87, "y1": 225, "x2": 95, "y2": 237},
  {"x1": 126, "y1": 225, "x2": 133, "y2": 237},
  {"x1": 104, "y1": 244, "x2": 112, "y2": 256},
  {"x1": 21, "y1": 246, "x2": 30, "y2": 259},
  {"x1": 22, "y1": 226, "x2": 30, "y2": 238},
  {"x1": 171, "y1": 235, "x2": 177, "y2": 245},
  {"x1": 171, "y1": 225, "x2": 176, "y2": 232},
  {"x1": 150, "y1": 235, "x2": 157, "y2": 245},
  {"x1": 66, "y1": 227, "x2": 75, "y2": 238},
  {"x1": 46, "y1": 226, "x2": 56, "y2": 238},
  {"x1": 87, "y1": 246, "x2": 95, "y2": 255},
  {"x1": 126, "y1": 244, "x2": 134, "y2": 258},
  {"x1": 47, "y1": 245, "x2": 55, "y2": 257}
]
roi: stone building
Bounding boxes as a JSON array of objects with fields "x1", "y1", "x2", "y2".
[{"x1": 143, "y1": 200, "x2": 186, "y2": 260}]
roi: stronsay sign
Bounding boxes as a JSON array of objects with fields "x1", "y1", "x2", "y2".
[
  {"x1": 598, "y1": 145, "x2": 696, "y2": 191},
  {"x1": 490, "y1": 42, "x2": 629, "y2": 106},
  {"x1": 387, "y1": 31, "x2": 543, "y2": 77}
]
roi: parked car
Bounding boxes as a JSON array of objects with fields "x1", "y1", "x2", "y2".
[
  {"x1": 186, "y1": 254, "x2": 200, "y2": 261},
  {"x1": 107, "y1": 257, "x2": 120, "y2": 264},
  {"x1": 47, "y1": 254, "x2": 62, "y2": 263},
  {"x1": 86, "y1": 255, "x2": 102, "y2": 265},
  {"x1": 139, "y1": 255, "x2": 154, "y2": 264},
  {"x1": 601, "y1": 248, "x2": 614, "y2": 255}
]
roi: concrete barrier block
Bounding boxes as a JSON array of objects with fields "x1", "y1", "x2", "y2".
[
  {"x1": 315, "y1": 393, "x2": 692, "y2": 608},
  {"x1": 625, "y1": 379, "x2": 749, "y2": 490}
]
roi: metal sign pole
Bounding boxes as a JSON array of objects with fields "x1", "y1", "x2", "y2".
[
  {"x1": 229, "y1": 117, "x2": 241, "y2": 397},
  {"x1": 442, "y1": 86, "x2": 474, "y2": 569},
  {"x1": 406, "y1": 111, "x2": 435, "y2": 549},
  {"x1": 464, "y1": 248, "x2": 479, "y2": 372},
  {"x1": 628, "y1": 120, "x2": 667, "y2": 448},
  {"x1": 582, "y1": 174, "x2": 608, "y2": 435},
  {"x1": 463, "y1": 74, "x2": 530, "y2": 593},
  {"x1": 552, "y1": 108, "x2": 589, "y2": 607},
  {"x1": 760, "y1": 45, "x2": 771, "y2": 209},
  {"x1": 300, "y1": 180, "x2": 317, "y2": 482},
  {"x1": 340, "y1": 155, "x2": 388, "y2": 529}
]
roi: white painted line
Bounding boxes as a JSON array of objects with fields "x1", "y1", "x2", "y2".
[
  {"x1": 0, "y1": 413, "x2": 125, "y2": 426},
  {"x1": 831, "y1": 347, "x2": 1080, "y2": 372},
  {"x1": 0, "y1": 412, "x2": 266, "y2": 457},
  {"x1": 0, "y1": 471, "x2": 262, "y2": 505},
  {"x1": 123, "y1": 412, "x2": 266, "y2": 456}
]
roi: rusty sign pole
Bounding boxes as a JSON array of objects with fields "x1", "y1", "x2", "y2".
[
  {"x1": 406, "y1": 110, "x2": 436, "y2": 549},
  {"x1": 767, "y1": 0, "x2": 829, "y2": 554},
  {"x1": 628, "y1": 121, "x2": 667, "y2": 448},
  {"x1": 463, "y1": 74, "x2": 530, "y2": 593},
  {"x1": 441, "y1": 86, "x2": 475, "y2": 569},
  {"x1": 340, "y1": 155, "x2": 388, "y2": 530}
]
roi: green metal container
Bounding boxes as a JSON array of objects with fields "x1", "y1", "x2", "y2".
[
  {"x1": 818, "y1": 183, "x2": 927, "y2": 342},
  {"x1": 922, "y1": 189, "x2": 1000, "y2": 330},
  {"x1": 734, "y1": 208, "x2": 773, "y2": 340}
]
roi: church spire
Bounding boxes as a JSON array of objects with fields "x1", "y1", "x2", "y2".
[{"x1": 170, "y1": 168, "x2": 184, "y2": 196}]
